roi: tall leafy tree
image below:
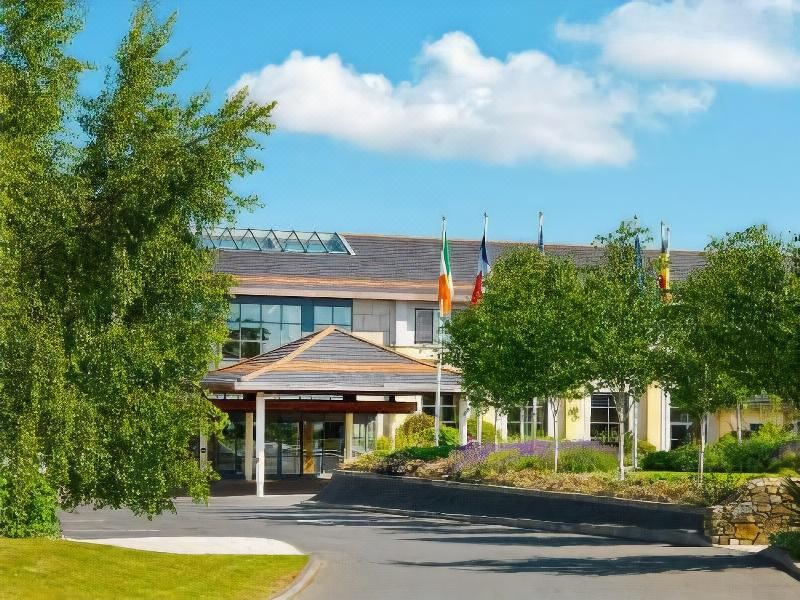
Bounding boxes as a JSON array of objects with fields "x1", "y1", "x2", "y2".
[
  {"x1": 0, "y1": 0, "x2": 274, "y2": 534},
  {"x1": 687, "y1": 226, "x2": 793, "y2": 398},
  {"x1": 660, "y1": 225, "x2": 794, "y2": 473},
  {"x1": 446, "y1": 248, "x2": 592, "y2": 471},
  {"x1": 585, "y1": 220, "x2": 662, "y2": 480}
]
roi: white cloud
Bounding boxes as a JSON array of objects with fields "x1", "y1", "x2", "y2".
[
  {"x1": 557, "y1": 0, "x2": 800, "y2": 85},
  {"x1": 645, "y1": 83, "x2": 716, "y2": 115},
  {"x1": 230, "y1": 32, "x2": 711, "y2": 166}
]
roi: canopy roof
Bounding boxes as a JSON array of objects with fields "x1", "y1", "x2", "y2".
[{"x1": 202, "y1": 326, "x2": 462, "y2": 395}]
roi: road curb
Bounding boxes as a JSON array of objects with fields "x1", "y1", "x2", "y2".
[
  {"x1": 302, "y1": 500, "x2": 710, "y2": 546},
  {"x1": 271, "y1": 556, "x2": 321, "y2": 600},
  {"x1": 758, "y1": 547, "x2": 800, "y2": 581}
]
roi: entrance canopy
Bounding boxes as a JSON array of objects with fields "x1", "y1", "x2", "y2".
[{"x1": 202, "y1": 326, "x2": 462, "y2": 398}]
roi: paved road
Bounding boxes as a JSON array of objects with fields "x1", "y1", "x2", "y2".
[{"x1": 61, "y1": 494, "x2": 798, "y2": 600}]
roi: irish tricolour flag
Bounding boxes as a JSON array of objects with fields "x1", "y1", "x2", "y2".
[{"x1": 438, "y1": 221, "x2": 454, "y2": 317}]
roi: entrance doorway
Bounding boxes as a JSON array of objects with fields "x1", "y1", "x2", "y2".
[
  {"x1": 265, "y1": 422, "x2": 301, "y2": 475},
  {"x1": 209, "y1": 411, "x2": 246, "y2": 478}
]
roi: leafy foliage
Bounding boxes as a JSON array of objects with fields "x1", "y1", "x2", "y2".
[
  {"x1": 466, "y1": 416, "x2": 496, "y2": 444},
  {"x1": 642, "y1": 427, "x2": 800, "y2": 473},
  {"x1": 0, "y1": 0, "x2": 274, "y2": 532},
  {"x1": 783, "y1": 477, "x2": 800, "y2": 527},
  {"x1": 446, "y1": 247, "x2": 593, "y2": 471},
  {"x1": 659, "y1": 226, "x2": 796, "y2": 474},
  {"x1": 584, "y1": 220, "x2": 663, "y2": 479}
]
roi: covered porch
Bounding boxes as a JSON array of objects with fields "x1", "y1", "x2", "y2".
[{"x1": 201, "y1": 326, "x2": 462, "y2": 496}]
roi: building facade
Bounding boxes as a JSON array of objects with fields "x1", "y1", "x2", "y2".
[{"x1": 200, "y1": 227, "x2": 798, "y2": 482}]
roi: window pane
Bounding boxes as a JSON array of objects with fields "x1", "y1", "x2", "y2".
[
  {"x1": 240, "y1": 323, "x2": 260, "y2": 341},
  {"x1": 591, "y1": 395, "x2": 612, "y2": 408},
  {"x1": 222, "y1": 341, "x2": 240, "y2": 360},
  {"x1": 241, "y1": 304, "x2": 261, "y2": 322},
  {"x1": 314, "y1": 305, "x2": 333, "y2": 326},
  {"x1": 282, "y1": 324, "x2": 302, "y2": 345},
  {"x1": 241, "y1": 341, "x2": 261, "y2": 358},
  {"x1": 261, "y1": 323, "x2": 279, "y2": 343},
  {"x1": 262, "y1": 304, "x2": 280, "y2": 322},
  {"x1": 591, "y1": 408, "x2": 608, "y2": 423},
  {"x1": 228, "y1": 304, "x2": 240, "y2": 321},
  {"x1": 415, "y1": 309, "x2": 434, "y2": 344},
  {"x1": 333, "y1": 306, "x2": 351, "y2": 326},
  {"x1": 422, "y1": 406, "x2": 435, "y2": 417},
  {"x1": 261, "y1": 337, "x2": 280, "y2": 353},
  {"x1": 283, "y1": 305, "x2": 301, "y2": 324},
  {"x1": 440, "y1": 406, "x2": 456, "y2": 422},
  {"x1": 227, "y1": 322, "x2": 240, "y2": 340}
]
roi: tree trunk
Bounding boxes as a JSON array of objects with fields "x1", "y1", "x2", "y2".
[
  {"x1": 632, "y1": 401, "x2": 639, "y2": 470},
  {"x1": 736, "y1": 401, "x2": 742, "y2": 445},
  {"x1": 616, "y1": 390, "x2": 626, "y2": 481},
  {"x1": 550, "y1": 397, "x2": 559, "y2": 474},
  {"x1": 476, "y1": 412, "x2": 482, "y2": 446},
  {"x1": 698, "y1": 413, "x2": 707, "y2": 480}
]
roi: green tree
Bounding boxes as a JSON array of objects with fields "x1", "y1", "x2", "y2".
[
  {"x1": 660, "y1": 225, "x2": 794, "y2": 474},
  {"x1": 446, "y1": 248, "x2": 592, "y2": 471},
  {"x1": 585, "y1": 220, "x2": 662, "y2": 480},
  {"x1": 0, "y1": 1, "x2": 274, "y2": 534}
]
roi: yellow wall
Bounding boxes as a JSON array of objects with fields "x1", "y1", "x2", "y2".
[
  {"x1": 714, "y1": 405, "x2": 786, "y2": 440},
  {"x1": 645, "y1": 384, "x2": 665, "y2": 450},
  {"x1": 564, "y1": 398, "x2": 584, "y2": 440}
]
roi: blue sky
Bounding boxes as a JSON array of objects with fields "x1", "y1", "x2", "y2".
[{"x1": 72, "y1": 1, "x2": 800, "y2": 250}]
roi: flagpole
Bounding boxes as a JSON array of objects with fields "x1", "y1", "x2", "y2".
[{"x1": 434, "y1": 217, "x2": 445, "y2": 447}]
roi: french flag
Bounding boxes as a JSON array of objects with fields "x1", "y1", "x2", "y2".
[{"x1": 471, "y1": 215, "x2": 490, "y2": 305}]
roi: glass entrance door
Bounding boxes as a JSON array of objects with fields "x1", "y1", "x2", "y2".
[
  {"x1": 265, "y1": 422, "x2": 301, "y2": 475},
  {"x1": 211, "y1": 412, "x2": 246, "y2": 478}
]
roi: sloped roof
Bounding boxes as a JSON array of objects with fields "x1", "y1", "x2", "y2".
[
  {"x1": 202, "y1": 326, "x2": 462, "y2": 394},
  {"x1": 215, "y1": 232, "x2": 706, "y2": 301}
]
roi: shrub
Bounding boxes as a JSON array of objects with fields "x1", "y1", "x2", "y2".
[
  {"x1": 375, "y1": 436, "x2": 392, "y2": 452},
  {"x1": 0, "y1": 471, "x2": 61, "y2": 538},
  {"x1": 641, "y1": 445, "x2": 699, "y2": 472},
  {"x1": 559, "y1": 448, "x2": 618, "y2": 473},
  {"x1": 637, "y1": 440, "x2": 657, "y2": 458},
  {"x1": 769, "y1": 531, "x2": 800, "y2": 561},
  {"x1": 393, "y1": 446, "x2": 454, "y2": 462},
  {"x1": 399, "y1": 413, "x2": 434, "y2": 437},
  {"x1": 783, "y1": 477, "x2": 800, "y2": 526},
  {"x1": 466, "y1": 417, "x2": 496, "y2": 444}
]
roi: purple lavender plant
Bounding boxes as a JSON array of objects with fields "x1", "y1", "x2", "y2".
[{"x1": 451, "y1": 439, "x2": 612, "y2": 474}]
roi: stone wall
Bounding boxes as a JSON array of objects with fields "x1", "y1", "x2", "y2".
[{"x1": 707, "y1": 477, "x2": 799, "y2": 545}]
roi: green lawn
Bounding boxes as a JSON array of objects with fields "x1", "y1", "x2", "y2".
[{"x1": 0, "y1": 538, "x2": 308, "y2": 600}]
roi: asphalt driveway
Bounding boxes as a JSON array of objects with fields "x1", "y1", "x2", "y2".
[{"x1": 60, "y1": 493, "x2": 798, "y2": 600}]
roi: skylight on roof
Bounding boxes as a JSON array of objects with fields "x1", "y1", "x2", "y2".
[{"x1": 201, "y1": 227, "x2": 352, "y2": 254}]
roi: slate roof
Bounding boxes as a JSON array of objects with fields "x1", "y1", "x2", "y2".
[
  {"x1": 202, "y1": 326, "x2": 462, "y2": 394},
  {"x1": 215, "y1": 232, "x2": 706, "y2": 302}
]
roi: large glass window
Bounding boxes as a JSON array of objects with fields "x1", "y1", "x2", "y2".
[
  {"x1": 507, "y1": 401, "x2": 547, "y2": 439},
  {"x1": 314, "y1": 304, "x2": 352, "y2": 331},
  {"x1": 415, "y1": 308, "x2": 444, "y2": 344},
  {"x1": 670, "y1": 407, "x2": 693, "y2": 448},
  {"x1": 422, "y1": 393, "x2": 457, "y2": 428},
  {"x1": 223, "y1": 302, "x2": 302, "y2": 359},
  {"x1": 590, "y1": 394, "x2": 620, "y2": 441},
  {"x1": 351, "y1": 414, "x2": 376, "y2": 457}
]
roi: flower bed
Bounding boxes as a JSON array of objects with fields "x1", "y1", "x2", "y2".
[{"x1": 345, "y1": 440, "x2": 754, "y2": 505}]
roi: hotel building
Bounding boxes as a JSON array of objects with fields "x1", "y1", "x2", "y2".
[{"x1": 199, "y1": 227, "x2": 798, "y2": 484}]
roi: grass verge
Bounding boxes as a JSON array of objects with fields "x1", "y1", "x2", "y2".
[{"x1": 0, "y1": 538, "x2": 308, "y2": 600}]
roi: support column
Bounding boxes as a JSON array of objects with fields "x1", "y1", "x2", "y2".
[
  {"x1": 255, "y1": 394, "x2": 265, "y2": 498},
  {"x1": 375, "y1": 414, "x2": 384, "y2": 442},
  {"x1": 244, "y1": 412, "x2": 254, "y2": 481},
  {"x1": 458, "y1": 395, "x2": 469, "y2": 446},
  {"x1": 344, "y1": 413, "x2": 354, "y2": 460}
]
